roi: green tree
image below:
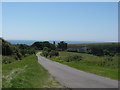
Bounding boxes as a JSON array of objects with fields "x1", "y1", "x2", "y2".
[
  {"x1": 32, "y1": 42, "x2": 44, "y2": 50},
  {"x1": 32, "y1": 41, "x2": 56, "y2": 50},
  {"x1": 2, "y1": 39, "x2": 22, "y2": 60},
  {"x1": 49, "y1": 50, "x2": 59, "y2": 57},
  {"x1": 42, "y1": 47, "x2": 49, "y2": 57},
  {"x1": 57, "y1": 41, "x2": 67, "y2": 51},
  {"x1": 53, "y1": 41, "x2": 55, "y2": 45},
  {"x1": 43, "y1": 47, "x2": 49, "y2": 52}
]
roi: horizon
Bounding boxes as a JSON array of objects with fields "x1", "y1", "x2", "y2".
[
  {"x1": 6, "y1": 39, "x2": 118, "y2": 42},
  {"x1": 5, "y1": 39, "x2": 118, "y2": 45},
  {"x1": 2, "y1": 2, "x2": 118, "y2": 41}
]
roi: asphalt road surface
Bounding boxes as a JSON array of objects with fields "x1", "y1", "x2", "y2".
[{"x1": 36, "y1": 52, "x2": 118, "y2": 88}]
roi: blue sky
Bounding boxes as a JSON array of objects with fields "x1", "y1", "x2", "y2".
[{"x1": 2, "y1": 2, "x2": 118, "y2": 41}]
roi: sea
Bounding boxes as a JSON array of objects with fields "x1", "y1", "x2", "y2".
[{"x1": 6, "y1": 40, "x2": 113, "y2": 45}]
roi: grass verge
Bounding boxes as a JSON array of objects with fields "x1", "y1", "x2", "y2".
[
  {"x1": 2, "y1": 54, "x2": 63, "y2": 88},
  {"x1": 42, "y1": 52, "x2": 118, "y2": 80}
]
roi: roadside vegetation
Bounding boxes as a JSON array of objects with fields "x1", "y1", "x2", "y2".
[
  {"x1": 41, "y1": 41, "x2": 67, "y2": 58},
  {"x1": 2, "y1": 38, "x2": 36, "y2": 64},
  {"x1": 41, "y1": 42, "x2": 119, "y2": 80},
  {"x1": 1, "y1": 38, "x2": 63, "y2": 88},
  {"x1": 2, "y1": 55, "x2": 62, "y2": 88},
  {"x1": 43, "y1": 51, "x2": 119, "y2": 80},
  {"x1": 68, "y1": 43, "x2": 119, "y2": 56},
  {"x1": 2, "y1": 38, "x2": 66, "y2": 64}
]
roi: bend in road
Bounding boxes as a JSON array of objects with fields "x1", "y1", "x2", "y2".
[{"x1": 36, "y1": 52, "x2": 118, "y2": 88}]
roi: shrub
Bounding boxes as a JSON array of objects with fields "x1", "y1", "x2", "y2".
[
  {"x1": 43, "y1": 47, "x2": 50, "y2": 52},
  {"x1": 87, "y1": 44, "x2": 119, "y2": 56},
  {"x1": 64, "y1": 55, "x2": 82, "y2": 62},
  {"x1": 57, "y1": 41, "x2": 67, "y2": 51},
  {"x1": 42, "y1": 51, "x2": 49, "y2": 57},
  {"x1": 32, "y1": 41, "x2": 56, "y2": 50},
  {"x1": 97, "y1": 56, "x2": 118, "y2": 68},
  {"x1": 2, "y1": 56, "x2": 15, "y2": 64},
  {"x1": 49, "y1": 50, "x2": 59, "y2": 57}
]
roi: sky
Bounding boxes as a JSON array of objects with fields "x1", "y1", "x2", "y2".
[
  {"x1": 2, "y1": 2, "x2": 118, "y2": 41},
  {"x1": 0, "y1": 2, "x2": 2, "y2": 37}
]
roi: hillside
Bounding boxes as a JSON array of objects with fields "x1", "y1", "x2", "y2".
[
  {"x1": 2, "y1": 55, "x2": 63, "y2": 88},
  {"x1": 2, "y1": 39, "x2": 63, "y2": 88}
]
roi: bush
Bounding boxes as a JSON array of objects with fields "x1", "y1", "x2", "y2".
[
  {"x1": 97, "y1": 56, "x2": 118, "y2": 68},
  {"x1": 42, "y1": 51, "x2": 49, "y2": 57},
  {"x1": 64, "y1": 55, "x2": 82, "y2": 62},
  {"x1": 49, "y1": 50, "x2": 59, "y2": 57},
  {"x1": 2, "y1": 56, "x2": 16, "y2": 64},
  {"x1": 42, "y1": 47, "x2": 50, "y2": 57},
  {"x1": 32, "y1": 41, "x2": 56, "y2": 50},
  {"x1": 57, "y1": 41, "x2": 67, "y2": 51},
  {"x1": 43, "y1": 47, "x2": 50, "y2": 52},
  {"x1": 87, "y1": 44, "x2": 119, "y2": 56}
]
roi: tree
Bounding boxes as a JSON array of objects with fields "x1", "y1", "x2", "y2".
[
  {"x1": 57, "y1": 41, "x2": 67, "y2": 51},
  {"x1": 42, "y1": 47, "x2": 49, "y2": 57},
  {"x1": 2, "y1": 39, "x2": 23, "y2": 60},
  {"x1": 43, "y1": 47, "x2": 49, "y2": 52},
  {"x1": 43, "y1": 41, "x2": 56, "y2": 50},
  {"x1": 2, "y1": 39, "x2": 16, "y2": 56},
  {"x1": 50, "y1": 44, "x2": 56, "y2": 50},
  {"x1": 32, "y1": 41, "x2": 56, "y2": 50},
  {"x1": 42, "y1": 51, "x2": 49, "y2": 57},
  {"x1": 53, "y1": 41, "x2": 55, "y2": 45},
  {"x1": 49, "y1": 50, "x2": 59, "y2": 57},
  {"x1": 32, "y1": 42, "x2": 43, "y2": 50}
]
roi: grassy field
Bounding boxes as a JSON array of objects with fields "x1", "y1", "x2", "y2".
[
  {"x1": 2, "y1": 55, "x2": 63, "y2": 88},
  {"x1": 68, "y1": 42, "x2": 119, "y2": 46},
  {"x1": 45, "y1": 52, "x2": 118, "y2": 80}
]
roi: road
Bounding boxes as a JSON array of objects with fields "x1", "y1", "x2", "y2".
[{"x1": 36, "y1": 52, "x2": 118, "y2": 88}]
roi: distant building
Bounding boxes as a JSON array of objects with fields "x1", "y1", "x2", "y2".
[
  {"x1": 77, "y1": 46, "x2": 87, "y2": 53},
  {"x1": 67, "y1": 45, "x2": 87, "y2": 53}
]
